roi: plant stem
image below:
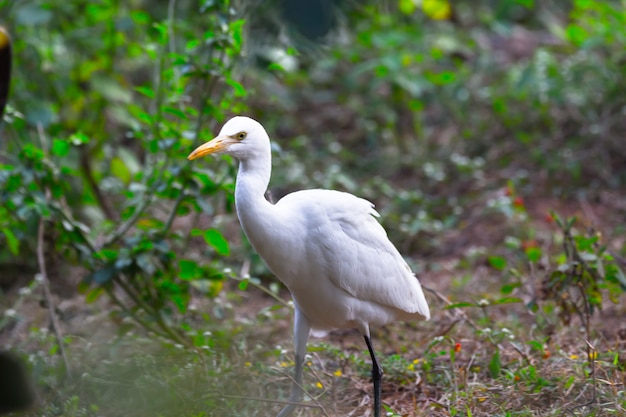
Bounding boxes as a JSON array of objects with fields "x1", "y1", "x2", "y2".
[
  {"x1": 37, "y1": 210, "x2": 72, "y2": 379},
  {"x1": 114, "y1": 274, "x2": 191, "y2": 348},
  {"x1": 79, "y1": 149, "x2": 116, "y2": 221},
  {"x1": 35, "y1": 123, "x2": 72, "y2": 378},
  {"x1": 104, "y1": 286, "x2": 169, "y2": 339},
  {"x1": 161, "y1": 186, "x2": 187, "y2": 236},
  {"x1": 102, "y1": 196, "x2": 154, "y2": 248}
]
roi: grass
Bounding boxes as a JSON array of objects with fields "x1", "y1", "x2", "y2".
[
  {"x1": 5, "y1": 209, "x2": 626, "y2": 417},
  {"x1": 8, "y1": 310, "x2": 625, "y2": 417}
]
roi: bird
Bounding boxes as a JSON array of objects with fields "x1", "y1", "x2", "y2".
[{"x1": 188, "y1": 116, "x2": 430, "y2": 417}]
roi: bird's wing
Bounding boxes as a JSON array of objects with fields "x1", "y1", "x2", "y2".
[{"x1": 277, "y1": 189, "x2": 430, "y2": 319}]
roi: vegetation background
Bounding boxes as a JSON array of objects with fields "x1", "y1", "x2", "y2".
[{"x1": 1, "y1": 0, "x2": 625, "y2": 416}]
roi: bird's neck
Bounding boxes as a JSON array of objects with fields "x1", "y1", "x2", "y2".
[
  {"x1": 234, "y1": 153, "x2": 276, "y2": 248},
  {"x1": 234, "y1": 153, "x2": 299, "y2": 287},
  {"x1": 235, "y1": 153, "x2": 272, "y2": 207}
]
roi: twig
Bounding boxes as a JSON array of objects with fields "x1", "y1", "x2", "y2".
[
  {"x1": 464, "y1": 352, "x2": 476, "y2": 386},
  {"x1": 509, "y1": 342, "x2": 533, "y2": 367},
  {"x1": 37, "y1": 213, "x2": 72, "y2": 379},
  {"x1": 161, "y1": 187, "x2": 187, "y2": 235},
  {"x1": 607, "y1": 249, "x2": 626, "y2": 268},
  {"x1": 35, "y1": 123, "x2": 72, "y2": 378},
  {"x1": 114, "y1": 275, "x2": 191, "y2": 348},
  {"x1": 563, "y1": 285, "x2": 598, "y2": 416},
  {"x1": 586, "y1": 339, "x2": 597, "y2": 404},
  {"x1": 235, "y1": 258, "x2": 291, "y2": 308},
  {"x1": 238, "y1": 275, "x2": 291, "y2": 308},
  {"x1": 104, "y1": 286, "x2": 169, "y2": 340},
  {"x1": 581, "y1": 282, "x2": 597, "y2": 407},
  {"x1": 101, "y1": 196, "x2": 154, "y2": 248},
  {"x1": 50, "y1": 201, "x2": 99, "y2": 254},
  {"x1": 434, "y1": 318, "x2": 462, "y2": 338},
  {"x1": 80, "y1": 148, "x2": 116, "y2": 221}
]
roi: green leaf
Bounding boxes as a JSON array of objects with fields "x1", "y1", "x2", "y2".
[
  {"x1": 131, "y1": 10, "x2": 151, "y2": 24},
  {"x1": 1, "y1": 228, "x2": 19, "y2": 255},
  {"x1": 69, "y1": 132, "x2": 90, "y2": 145},
  {"x1": 85, "y1": 287, "x2": 104, "y2": 303},
  {"x1": 492, "y1": 296, "x2": 522, "y2": 305},
  {"x1": 525, "y1": 247, "x2": 542, "y2": 263},
  {"x1": 136, "y1": 253, "x2": 156, "y2": 275},
  {"x1": 575, "y1": 235, "x2": 598, "y2": 251},
  {"x1": 515, "y1": 0, "x2": 534, "y2": 7},
  {"x1": 179, "y1": 259, "x2": 201, "y2": 280},
  {"x1": 52, "y1": 139, "x2": 70, "y2": 157},
  {"x1": 566, "y1": 24, "x2": 587, "y2": 46},
  {"x1": 488, "y1": 256, "x2": 507, "y2": 271},
  {"x1": 117, "y1": 148, "x2": 141, "y2": 176},
  {"x1": 229, "y1": 19, "x2": 245, "y2": 53},
  {"x1": 135, "y1": 85, "x2": 155, "y2": 99},
  {"x1": 170, "y1": 293, "x2": 188, "y2": 313},
  {"x1": 204, "y1": 228, "x2": 229, "y2": 256},
  {"x1": 422, "y1": 0, "x2": 451, "y2": 20},
  {"x1": 226, "y1": 79, "x2": 247, "y2": 97},
  {"x1": 445, "y1": 302, "x2": 475, "y2": 309},
  {"x1": 613, "y1": 265, "x2": 626, "y2": 289},
  {"x1": 500, "y1": 282, "x2": 521, "y2": 294},
  {"x1": 192, "y1": 172, "x2": 216, "y2": 189},
  {"x1": 566, "y1": 216, "x2": 577, "y2": 230},
  {"x1": 162, "y1": 106, "x2": 187, "y2": 120},
  {"x1": 427, "y1": 70, "x2": 456, "y2": 85},
  {"x1": 111, "y1": 157, "x2": 131, "y2": 184},
  {"x1": 488, "y1": 350, "x2": 501, "y2": 378},
  {"x1": 20, "y1": 143, "x2": 45, "y2": 161},
  {"x1": 398, "y1": 0, "x2": 417, "y2": 15},
  {"x1": 90, "y1": 264, "x2": 117, "y2": 285}
]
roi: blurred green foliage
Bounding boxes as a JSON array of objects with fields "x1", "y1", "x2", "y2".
[
  {"x1": 251, "y1": 0, "x2": 626, "y2": 193},
  {"x1": 0, "y1": 0, "x2": 246, "y2": 345}
]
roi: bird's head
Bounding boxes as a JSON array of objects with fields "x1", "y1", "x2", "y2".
[{"x1": 187, "y1": 116, "x2": 269, "y2": 162}]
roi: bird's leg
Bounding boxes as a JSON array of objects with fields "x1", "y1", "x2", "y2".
[
  {"x1": 276, "y1": 352, "x2": 304, "y2": 417},
  {"x1": 276, "y1": 305, "x2": 310, "y2": 417},
  {"x1": 364, "y1": 335, "x2": 383, "y2": 417}
]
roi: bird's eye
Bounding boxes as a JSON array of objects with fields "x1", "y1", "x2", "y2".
[{"x1": 237, "y1": 132, "x2": 247, "y2": 140}]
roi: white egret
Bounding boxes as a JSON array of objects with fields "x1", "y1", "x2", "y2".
[{"x1": 188, "y1": 116, "x2": 430, "y2": 417}]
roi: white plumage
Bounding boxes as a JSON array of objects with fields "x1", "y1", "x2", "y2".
[{"x1": 188, "y1": 116, "x2": 430, "y2": 417}]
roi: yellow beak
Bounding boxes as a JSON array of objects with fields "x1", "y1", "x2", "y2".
[{"x1": 187, "y1": 136, "x2": 236, "y2": 160}]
